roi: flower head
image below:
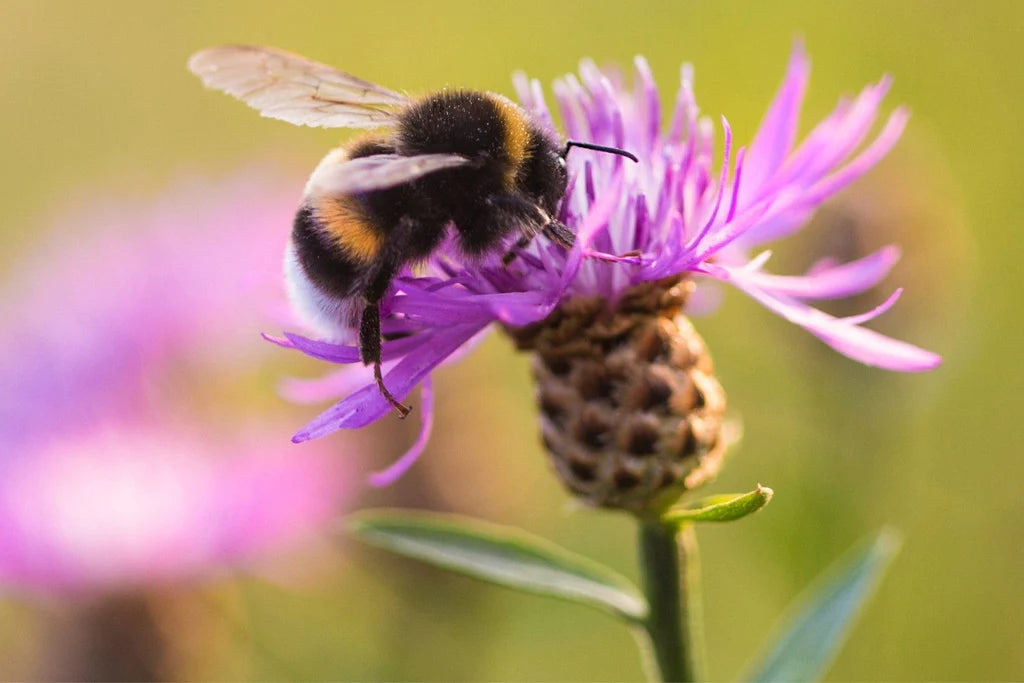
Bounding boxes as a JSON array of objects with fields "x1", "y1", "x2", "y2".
[
  {"x1": 276, "y1": 45, "x2": 940, "y2": 489},
  {"x1": 0, "y1": 171, "x2": 351, "y2": 593}
]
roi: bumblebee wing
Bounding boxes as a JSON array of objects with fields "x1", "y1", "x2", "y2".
[
  {"x1": 307, "y1": 153, "x2": 472, "y2": 195},
  {"x1": 188, "y1": 45, "x2": 408, "y2": 128}
]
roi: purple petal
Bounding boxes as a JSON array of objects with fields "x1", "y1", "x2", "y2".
[
  {"x1": 281, "y1": 325, "x2": 492, "y2": 408},
  {"x1": 685, "y1": 116, "x2": 733, "y2": 251},
  {"x1": 583, "y1": 249, "x2": 646, "y2": 265},
  {"x1": 686, "y1": 281, "x2": 725, "y2": 316},
  {"x1": 391, "y1": 288, "x2": 549, "y2": 327},
  {"x1": 740, "y1": 41, "x2": 810, "y2": 202},
  {"x1": 367, "y1": 378, "x2": 434, "y2": 487},
  {"x1": 512, "y1": 71, "x2": 533, "y2": 109},
  {"x1": 725, "y1": 146, "x2": 746, "y2": 223},
  {"x1": 274, "y1": 331, "x2": 434, "y2": 365},
  {"x1": 686, "y1": 194, "x2": 774, "y2": 265},
  {"x1": 758, "y1": 78, "x2": 891, "y2": 202},
  {"x1": 633, "y1": 55, "x2": 661, "y2": 154},
  {"x1": 797, "y1": 79, "x2": 894, "y2": 184},
  {"x1": 561, "y1": 170, "x2": 625, "y2": 289},
  {"x1": 668, "y1": 63, "x2": 697, "y2": 145},
  {"x1": 735, "y1": 85, "x2": 904, "y2": 250},
  {"x1": 387, "y1": 297, "x2": 496, "y2": 325},
  {"x1": 529, "y1": 78, "x2": 557, "y2": 134},
  {"x1": 292, "y1": 323, "x2": 486, "y2": 441},
  {"x1": 799, "y1": 107, "x2": 909, "y2": 207},
  {"x1": 277, "y1": 332, "x2": 360, "y2": 363},
  {"x1": 729, "y1": 277, "x2": 941, "y2": 372},
  {"x1": 732, "y1": 207, "x2": 815, "y2": 250},
  {"x1": 280, "y1": 364, "x2": 376, "y2": 404},
  {"x1": 484, "y1": 293, "x2": 560, "y2": 326},
  {"x1": 839, "y1": 288, "x2": 902, "y2": 325},
  {"x1": 738, "y1": 246, "x2": 901, "y2": 299}
]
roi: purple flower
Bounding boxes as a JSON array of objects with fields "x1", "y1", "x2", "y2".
[
  {"x1": 0, "y1": 171, "x2": 352, "y2": 593},
  {"x1": 0, "y1": 426, "x2": 347, "y2": 592},
  {"x1": 276, "y1": 44, "x2": 941, "y2": 484}
]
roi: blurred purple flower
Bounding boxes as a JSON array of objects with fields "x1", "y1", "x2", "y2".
[
  {"x1": 0, "y1": 171, "x2": 351, "y2": 593},
  {"x1": 274, "y1": 45, "x2": 940, "y2": 483},
  {"x1": 0, "y1": 426, "x2": 345, "y2": 592}
]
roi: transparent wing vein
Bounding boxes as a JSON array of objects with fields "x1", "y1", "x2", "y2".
[{"x1": 189, "y1": 45, "x2": 408, "y2": 128}]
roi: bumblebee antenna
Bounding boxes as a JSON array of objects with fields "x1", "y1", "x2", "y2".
[{"x1": 562, "y1": 141, "x2": 639, "y2": 163}]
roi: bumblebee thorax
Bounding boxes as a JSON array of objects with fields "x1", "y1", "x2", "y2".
[{"x1": 396, "y1": 91, "x2": 535, "y2": 189}]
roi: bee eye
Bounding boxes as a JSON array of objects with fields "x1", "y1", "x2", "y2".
[{"x1": 558, "y1": 156, "x2": 567, "y2": 169}]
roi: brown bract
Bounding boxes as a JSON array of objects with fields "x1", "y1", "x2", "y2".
[{"x1": 508, "y1": 278, "x2": 727, "y2": 515}]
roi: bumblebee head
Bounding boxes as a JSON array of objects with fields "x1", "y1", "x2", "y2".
[
  {"x1": 520, "y1": 138, "x2": 639, "y2": 216},
  {"x1": 513, "y1": 131, "x2": 566, "y2": 216}
]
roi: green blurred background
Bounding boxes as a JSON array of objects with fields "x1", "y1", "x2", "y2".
[{"x1": 1, "y1": 1, "x2": 1020, "y2": 680}]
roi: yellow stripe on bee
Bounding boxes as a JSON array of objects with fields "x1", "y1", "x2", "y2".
[
  {"x1": 317, "y1": 196, "x2": 383, "y2": 263},
  {"x1": 489, "y1": 94, "x2": 532, "y2": 188}
]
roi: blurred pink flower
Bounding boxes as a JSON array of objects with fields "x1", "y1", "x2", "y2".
[
  {"x1": 0, "y1": 427, "x2": 344, "y2": 591},
  {"x1": 0, "y1": 170, "x2": 351, "y2": 593},
  {"x1": 3, "y1": 172, "x2": 293, "y2": 443}
]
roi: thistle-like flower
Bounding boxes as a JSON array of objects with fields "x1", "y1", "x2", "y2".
[
  {"x1": 0, "y1": 172, "x2": 351, "y2": 591},
  {"x1": 277, "y1": 45, "x2": 940, "y2": 509}
]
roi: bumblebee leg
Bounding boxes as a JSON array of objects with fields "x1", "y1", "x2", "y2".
[
  {"x1": 375, "y1": 359, "x2": 411, "y2": 419},
  {"x1": 542, "y1": 220, "x2": 576, "y2": 249},
  {"x1": 501, "y1": 234, "x2": 534, "y2": 266},
  {"x1": 359, "y1": 299, "x2": 411, "y2": 419},
  {"x1": 501, "y1": 219, "x2": 574, "y2": 266}
]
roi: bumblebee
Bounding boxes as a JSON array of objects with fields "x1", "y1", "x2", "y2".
[{"x1": 189, "y1": 45, "x2": 636, "y2": 417}]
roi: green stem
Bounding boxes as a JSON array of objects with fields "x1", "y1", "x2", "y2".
[
  {"x1": 638, "y1": 520, "x2": 702, "y2": 682},
  {"x1": 679, "y1": 523, "x2": 706, "y2": 679}
]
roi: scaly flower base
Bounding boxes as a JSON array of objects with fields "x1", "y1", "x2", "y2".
[{"x1": 509, "y1": 278, "x2": 726, "y2": 513}]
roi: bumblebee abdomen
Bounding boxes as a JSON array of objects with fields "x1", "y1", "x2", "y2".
[
  {"x1": 290, "y1": 202, "x2": 372, "y2": 302},
  {"x1": 315, "y1": 195, "x2": 383, "y2": 264}
]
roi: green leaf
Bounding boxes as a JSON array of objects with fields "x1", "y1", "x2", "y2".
[
  {"x1": 745, "y1": 528, "x2": 902, "y2": 683},
  {"x1": 349, "y1": 509, "x2": 648, "y2": 623},
  {"x1": 662, "y1": 485, "x2": 774, "y2": 526}
]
